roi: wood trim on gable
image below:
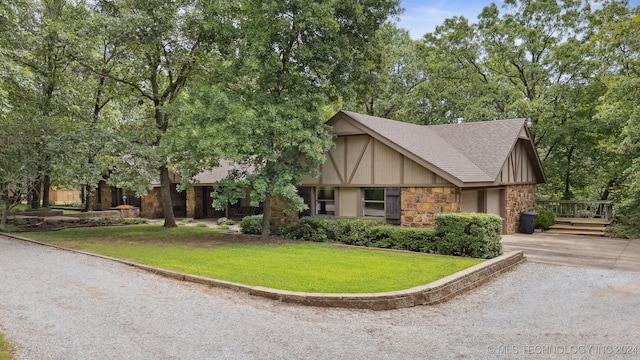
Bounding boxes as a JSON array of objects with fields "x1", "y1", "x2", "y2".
[{"x1": 302, "y1": 133, "x2": 454, "y2": 188}]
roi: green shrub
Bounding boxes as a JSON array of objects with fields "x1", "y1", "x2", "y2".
[
  {"x1": 121, "y1": 217, "x2": 148, "y2": 225},
  {"x1": 239, "y1": 215, "x2": 263, "y2": 235},
  {"x1": 285, "y1": 216, "x2": 337, "y2": 242},
  {"x1": 273, "y1": 213, "x2": 502, "y2": 258},
  {"x1": 535, "y1": 209, "x2": 555, "y2": 230},
  {"x1": 334, "y1": 218, "x2": 382, "y2": 245},
  {"x1": 434, "y1": 212, "x2": 502, "y2": 259},
  {"x1": 280, "y1": 216, "x2": 436, "y2": 253},
  {"x1": 365, "y1": 225, "x2": 437, "y2": 252},
  {"x1": 0, "y1": 224, "x2": 20, "y2": 232}
]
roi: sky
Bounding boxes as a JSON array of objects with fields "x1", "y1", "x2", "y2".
[{"x1": 397, "y1": 0, "x2": 640, "y2": 39}]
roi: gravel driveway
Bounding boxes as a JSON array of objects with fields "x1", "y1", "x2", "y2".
[{"x1": 1, "y1": 235, "x2": 639, "y2": 360}]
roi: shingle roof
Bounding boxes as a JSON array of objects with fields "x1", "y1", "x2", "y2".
[
  {"x1": 339, "y1": 110, "x2": 533, "y2": 185},
  {"x1": 192, "y1": 160, "x2": 248, "y2": 185}
]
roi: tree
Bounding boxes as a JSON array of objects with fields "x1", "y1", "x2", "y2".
[
  {"x1": 344, "y1": 23, "x2": 426, "y2": 122},
  {"x1": 173, "y1": 0, "x2": 400, "y2": 238},
  {"x1": 89, "y1": 0, "x2": 228, "y2": 227},
  {"x1": 590, "y1": 2, "x2": 640, "y2": 236},
  {"x1": 0, "y1": 6, "x2": 38, "y2": 225},
  {"x1": 6, "y1": 0, "x2": 84, "y2": 209}
]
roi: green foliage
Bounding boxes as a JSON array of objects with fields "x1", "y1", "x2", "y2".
[
  {"x1": 365, "y1": 226, "x2": 437, "y2": 252},
  {"x1": 606, "y1": 192, "x2": 640, "y2": 239},
  {"x1": 434, "y1": 213, "x2": 503, "y2": 259},
  {"x1": 284, "y1": 216, "x2": 339, "y2": 242},
  {"x1": 276, "y1": 215, "x2": 502, "y2": 258},
  {"x1": 239, "y1": 215, "x2": 263, "y2": 235},
  {"x1": 278, "y1": 216, "x2": 438, "y2": 254},
  {"x1": 121, "y1": 217, "x2": 148, "y2": 225},
  {"x1": 333, "y1": 218, "x2": 383, "y2": 245},
  {"x1": 535, "y1": 209, "x2": 556, "y2": 230},
  {"x1": 0, "y1": 224, "x2": 20, "y2": 233},
  {"x1": 172, "y1": 0, "x2": 400, "y2": 237}
]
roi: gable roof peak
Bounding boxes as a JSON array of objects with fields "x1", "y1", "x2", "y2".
[{"x1": 334, "y1": 110, "x2": 542, "y2": 185}]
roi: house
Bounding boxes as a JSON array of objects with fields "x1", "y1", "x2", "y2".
[
  {"x1": 93, "y1": 110, "x2": 545, "y2": 234},
  {"x1": 297, "y1": 110, "x2": 546, "y2": 234},
  {"x1": 139, "y1": 161, "x2": 258, "y2": 219}
]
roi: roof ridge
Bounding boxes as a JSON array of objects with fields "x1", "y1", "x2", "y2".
[{"x1": 339, "y1": 110, "x2": 495, "y2": 184}]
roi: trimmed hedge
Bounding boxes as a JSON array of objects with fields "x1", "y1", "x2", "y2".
[
  {"x1": 434, "y1": 213, "x2": 502, "y2": 259},
  {"x1": 280, "y1": 216, "x2": 437, "y2": 252},
  {"x1": 241, "y1": 212, "x2": 503, "y2": 259}
]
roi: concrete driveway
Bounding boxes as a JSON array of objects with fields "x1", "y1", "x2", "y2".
[{"x1": 502, "y1": 232, "x2": 640, "y2": 272}]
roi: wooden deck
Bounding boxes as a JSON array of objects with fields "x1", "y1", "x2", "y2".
[{"x1": 547, "y1": 217, "x2": 611, "y2": 236}]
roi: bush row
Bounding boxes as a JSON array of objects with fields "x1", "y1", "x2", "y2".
[{"x1": 240, "y1": 212, "x2": 503, "y2": 259}]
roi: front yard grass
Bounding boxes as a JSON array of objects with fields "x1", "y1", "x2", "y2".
[{"x1": 23, "y1": 224, "x2": 483, "y2": 293}]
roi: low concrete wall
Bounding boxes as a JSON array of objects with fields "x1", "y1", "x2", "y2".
[{"x1": 0, "y1": 232, "x2": 524, "y2": 311}]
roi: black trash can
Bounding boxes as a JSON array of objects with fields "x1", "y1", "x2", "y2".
[{"x1": 519, "y1": 211, "x2": 538, "y2": 234}]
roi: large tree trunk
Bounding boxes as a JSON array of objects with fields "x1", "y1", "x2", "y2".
[
  {"x1": 159, "y1": 165, "x2": 177, "y2": 228},
  {"x1": 562, "y1": 147, "x2": 574, "y2": 200},
  {"x1": 42, "y1": 174, "x2": 51, "y2": 208},
  {"x1": 30, "y1": 178, "x2": 41, "y2": 209},
  {"x1": 1, "y1": 207, "x2": 8, "y2": 228},
  {"x1": 261, "y1": 196, "x2": 271, "y2": 240},
  {"x1": 83, "y1": 184, "x2": 93, "y2": 212},
  {"x1": 1, "y1": 189, "x2": 9, "y2": 228}
]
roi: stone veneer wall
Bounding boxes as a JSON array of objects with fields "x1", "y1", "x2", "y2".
[
  {"x1": 504, "y1": 184, "x2": 536, "y2": 234},
  {"x1": 99, "y1": 184, "x2": 111, "y2": 211},
  {"x1": 186, "y1": 188, "x2": 196, "y2": 218},
  {"x1": 401, "y1": 187, "x2": 461, "y2": 227},
  {"x1": 269, "y1": 197, "x2": 298, "y2": 225},
  {"x1": 141, "y1": 188, "x2": 163, "y2": 219}
]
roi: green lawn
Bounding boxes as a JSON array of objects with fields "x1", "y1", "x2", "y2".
[
  {"x1": 24, "y1": 224, "x2": 483, "y2": 293},
  {"x1": 0, "y1": 332, "x2": 14, "y2": 360}
]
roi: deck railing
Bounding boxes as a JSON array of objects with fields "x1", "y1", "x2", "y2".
[{"x1": 536, "y1": 200, "x2": 614, "y2": 222}]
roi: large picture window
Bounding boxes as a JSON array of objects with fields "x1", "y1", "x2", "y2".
[
  {"x1": 316, "y1": 187, "x2": 335, "y2": 215},
  {"x1": 363, "y1": 188, "x2": 385, "y2": 218}
]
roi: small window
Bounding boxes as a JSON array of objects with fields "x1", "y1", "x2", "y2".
[
  {"x1": 363, "y1": 188, "x2": 385, "y2": 218},
  {"x1": 316, "y1": 187, "x2": 335, "y2": 215}
]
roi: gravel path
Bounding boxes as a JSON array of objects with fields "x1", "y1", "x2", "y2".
[{"x1": 1, "y1": 235, "x2": 639, "y2": 360}]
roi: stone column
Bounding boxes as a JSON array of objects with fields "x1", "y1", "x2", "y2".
[
  {"x1": 186, "y1": 187, "x2": 196, "y2": 218},
  {"x1": 504, "y1": 184, "x2": 537, "y2": 234},
  {"x1": 100, "y1": 184, "x2": 112, "y2": 211}
]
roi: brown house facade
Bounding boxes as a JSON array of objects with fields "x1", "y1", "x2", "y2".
[{"x1": 298, "y1": 110, "x2": 546, "y2": 234}]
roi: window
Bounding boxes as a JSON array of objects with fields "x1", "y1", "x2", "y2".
[
  {"x1": 316, "y1": 187, "x2": 335, "y2": 215},
  {"x1": 363, "y1": 188, "x2": 385, "y2": 218}
]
